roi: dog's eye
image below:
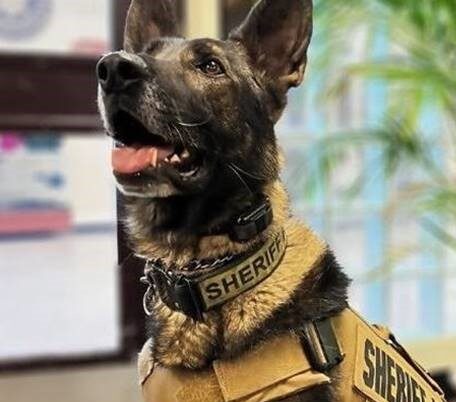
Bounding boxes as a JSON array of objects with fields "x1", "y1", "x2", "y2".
[{"x1": 198, "y1": 59, "x2": 224, "y2": 76}]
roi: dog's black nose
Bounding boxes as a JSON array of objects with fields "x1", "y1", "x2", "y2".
[{"x1": 96, "y1": 54, "x2": 145, "y2": 94}]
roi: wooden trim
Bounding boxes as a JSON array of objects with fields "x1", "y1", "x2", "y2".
[
  {"x1": 0, "y1": 54, "x2": 101, "y2": 132},
  {"x1": 0, "y1": 114, "x2": 102, "y2": 132},
  {"x1": 0, "y1": 53, "x2": 99, "y2": 69}
]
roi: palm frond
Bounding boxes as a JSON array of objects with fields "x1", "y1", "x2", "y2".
[{"x1": 307, "y1": 0, "x2": 456, "y2": 251}]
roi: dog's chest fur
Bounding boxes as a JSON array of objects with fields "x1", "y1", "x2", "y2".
[{"x1": 145, "y1": 188, "x2": 350, "y2": 370}]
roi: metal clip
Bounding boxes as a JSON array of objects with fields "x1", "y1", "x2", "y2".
[
  {"x1": 301, "y1": 318, "x2": 344, "y2": 372},
  {"x1": 141, "y1": 265, "x2": 156, "y2": 317},
  {"x1": 230, "y1": 197, "x2": 273, "y2": 243}
]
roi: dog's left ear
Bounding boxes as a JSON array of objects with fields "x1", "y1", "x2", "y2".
[
  {"x1": 229, "y1": 0, "x2": 312, "y2": 90},
  {"x1": 124, "y1": 0, "x2": 180, "y2": 53}
]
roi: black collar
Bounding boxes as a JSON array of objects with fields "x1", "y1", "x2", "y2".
[
  {"x1": 208, "y1": 195, "x2": 273, "y2": 243},
  {"x1": 141, "y1": 228, "x2": 287, "y2": 321}
]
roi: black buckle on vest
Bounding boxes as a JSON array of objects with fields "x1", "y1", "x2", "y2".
[
  {"x1": 229, "y1": 197, "x2": 273, "y2": 243},
  {"x1": 301, "y1": 318, "x2": 345, "y2": 373}
]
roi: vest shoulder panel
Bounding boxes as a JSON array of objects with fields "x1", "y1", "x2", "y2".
[{"x1": 140, "y1": 308, "x2": 447, "y2": 402}]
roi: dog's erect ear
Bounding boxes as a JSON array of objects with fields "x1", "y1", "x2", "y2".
[
  {"x1": 124, "y1": 0, "x2": 180, "y2": 53},
  {"x1": 229, "y1": 0, "x2": 312, "y2": 89}
]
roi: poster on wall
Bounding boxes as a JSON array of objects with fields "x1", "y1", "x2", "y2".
[
  {"x1": 0, "y1": 132, "x2": 71, "y2": 234},
  {"x1": 0, "y1": 132, "x2": 117, "y2": 234},
  {"x1": 0, "y1": 0, "x2": 111, "y2": 55}
]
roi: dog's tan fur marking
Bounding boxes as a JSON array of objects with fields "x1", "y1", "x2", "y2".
[
  {"x1": 151, "y1": 302, "x2": 220, "y2": 368},
  {"x1": 222, "y1": 219, "x2": 327, "y2": 348},
  {"x1": 141, "y1": 181, "x2": 328, "y2": 369}
]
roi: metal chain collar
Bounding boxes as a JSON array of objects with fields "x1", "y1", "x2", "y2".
[{"x1": 140, "y1": 254, "x2": 236, "y2": 316}]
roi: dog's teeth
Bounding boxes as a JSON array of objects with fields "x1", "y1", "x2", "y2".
[
  {"x1": 170, "y1": 154, "x2": 181, "y2": 164},
  {"x1": 150, "y1": 148, "x2": 158, "y2": 167},
  {"x1": 180, "y1": 167, "x2": 198, "y2": 178},
  {"x1": 181, "y1": 149, "x2": 190, "y2": 159}
]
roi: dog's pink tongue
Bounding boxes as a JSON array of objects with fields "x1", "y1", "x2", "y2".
[{"x1": 112, "y1": 146, "x2": 174, "y2": 174}]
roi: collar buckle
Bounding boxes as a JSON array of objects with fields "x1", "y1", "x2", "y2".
[
  {"x1": 229, "y1": 196, "x2": 273, "y2": 243},
  {"x1": 141, "y1": 264, "x2": 157, "y2": 316},
  {"x1": 148, "y1": 262, "x2": 205, "y2": 321}
]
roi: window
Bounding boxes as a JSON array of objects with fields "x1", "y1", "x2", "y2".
[{"x1": 222, "y1": 0, "x2": 456, "y2": 357}]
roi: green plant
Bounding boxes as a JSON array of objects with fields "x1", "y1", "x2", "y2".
[{"x1": 309, "y1": 0, "x2": 456, "y2": 251}]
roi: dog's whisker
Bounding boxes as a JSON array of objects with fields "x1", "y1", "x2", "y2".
[
  {"x1": 176, "y1": 123, "x2": 200, "y2": 150},
  {"x1": 175, "y1": 118, "x2": 210, "y2": 127},
  {"x1": 227, "y1": 164, "x2": 254, "y2": 197},
  {"x1": 167, "y1": 96, "x2": 211, "y2": 128},
  {"x1": 188, "y1": 130, "x2": 199, "y2": 150},
  {"x1": 173, "y1": 124, "x2": 186, "y2": 148},
  {"x1": 166, "y1": 99, "x2": 200, "y2": 147},
  {"x1": 230, "y1": 163, "x2": 267, "y2": 181}
]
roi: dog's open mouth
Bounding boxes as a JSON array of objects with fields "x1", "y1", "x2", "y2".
[
  {"x1": 109, "y1": 110, "x2": 208, "y2": 198},
  {"x1": 111, "y1": 111, "x2": 204, "y2": 179}
]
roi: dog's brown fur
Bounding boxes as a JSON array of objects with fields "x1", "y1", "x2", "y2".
[
  {"x1": 98, "y1": 1, "x2": 351, "y2": 401},
  {"x1": 137, "y1": 180, "x2": 329, "y2": 369},
  {"x1": 133, "y1": 178, "x2": 350, "y2": 402}
]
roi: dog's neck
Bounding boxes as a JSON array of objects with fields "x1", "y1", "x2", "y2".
[
  {"x1": 130, "y1": 180, "x2": 350, "y2": 369},
  {"x1": 140, "y1": 186, "x2": 349, "y2": 369},
  {"x1": 129, "y1": 180, "x2": 290, "y2": 267}
]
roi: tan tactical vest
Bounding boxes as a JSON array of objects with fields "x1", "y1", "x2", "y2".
[{"x1": 139, "y1": 308, "x2": 446, "y2": 402}]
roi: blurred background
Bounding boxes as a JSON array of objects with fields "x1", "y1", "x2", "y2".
[{"x1": 0, "y1": 0, "x2": 455, "y2": 401}]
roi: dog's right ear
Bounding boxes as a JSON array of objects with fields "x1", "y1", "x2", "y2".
[{"x1": 124, "y1": 0, "x2": 180, "y2": 53}]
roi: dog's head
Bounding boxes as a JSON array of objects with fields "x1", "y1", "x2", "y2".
[{"x1": 97, "y1": 0, "x2": 312, "y2": 245}]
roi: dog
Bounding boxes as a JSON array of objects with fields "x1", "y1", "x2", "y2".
[{"x1": 96, "y1": 1, "x2": 446, "y2": 401}]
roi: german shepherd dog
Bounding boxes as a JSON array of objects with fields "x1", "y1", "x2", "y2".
[{"x1": 97, "y1": 0, "x2": 351, "y2": 400}]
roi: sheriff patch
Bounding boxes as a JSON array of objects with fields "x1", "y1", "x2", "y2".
[
  {"x1": 199, "y1": 230, "x2": 287, "y2": 310},
  {"x1": 354, "y1": 325, "x2": 443, "y2": 402}
]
